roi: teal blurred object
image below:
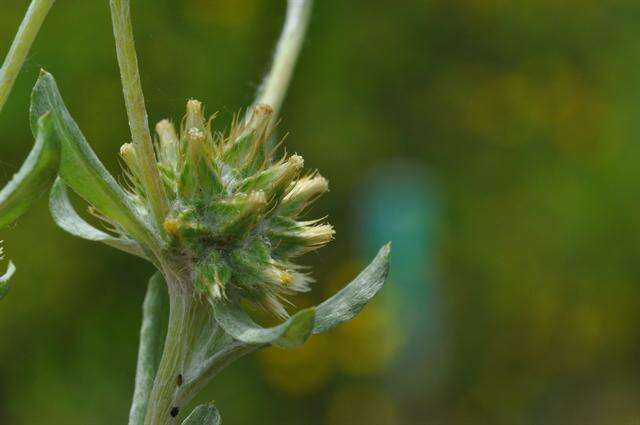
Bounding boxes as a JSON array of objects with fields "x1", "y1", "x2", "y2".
[
  {"x1": 356, "y1": 161, "x2": 446, "y2": 392},
  {"x1": 357, "y1": 162, "x2": 435, "y2": 326}
]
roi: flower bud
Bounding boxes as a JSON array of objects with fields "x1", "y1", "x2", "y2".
[
  {"x1": 185, "y1": 99, "x2": 206, "y2": 131},
  {"x1": 119, "y1": 143, "x2": 143, "y2": 186},
  {"x1": 214, "y1": 191, "x2": 267, "y2": 236},
  {"x1": 239, "y1": 154, "x2": 304, "y2": 199},
  {"x1": 278, "y1": 174, "x2": 329, "y2": 216},
  {"x1": 156, "y1": 119, "x2": 179, "y2": 170},
  {"x1": 223, "y1": 104, "x2": 274, "y2": 172},
  {"x1": 120, "y1": 143, "x2": 137, "y2": 168},
  {"x1": 186, "y1": 127, "x2": 207, "y2": 164},
  {"x1": 245, "y1": 103, "x2": 273, "y2": 135},
  {"x1": 270, "y1": 221, "x2": 335, "y2": 257}
]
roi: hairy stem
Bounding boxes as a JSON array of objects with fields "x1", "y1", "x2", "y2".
[
  {"x1": 143, "y1": 270, "x2": 256, "y2": 424},
  {"x1": 144, "y1": 287, "x2": 201, "y2": 425},
  {"x1": 0, "y1": 0, "x2": 55, "y2": 113},
  {"x1": 109, "y1": 0, "x2": 168, "y2": 229},
  {"x1": 251, "y1": 0, "x2": 313, "y2": 125}
]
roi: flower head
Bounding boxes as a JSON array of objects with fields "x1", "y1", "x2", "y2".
[{"x1": 122, "y1": 102, "x2": 333, "y2": 317}]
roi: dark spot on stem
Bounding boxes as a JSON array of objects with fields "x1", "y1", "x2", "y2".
[
  {"x1": 177, "y1": 374, "x2": 183, "y2": 386},
  {"x1": 170, "y1": 407, "x2": 180, "y2": 417}
]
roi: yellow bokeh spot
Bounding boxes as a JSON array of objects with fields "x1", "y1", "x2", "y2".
[
  {"x1": 321, "y1": 259, "x2": 405, "y2": 376},
  {"x1": 332, "y1": 294, "x2": 404, "y2": 376},
  {"x1": 259, "y1": 333, "x2": 333, "y2": 395}
]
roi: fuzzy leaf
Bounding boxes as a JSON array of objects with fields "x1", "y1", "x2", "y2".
[
  {"x1": 0, "y1": 113, "x2": 59, "y2": 228},
  {"x1": 181, "y1": 403, "x2": 221, "y2": 425},
  {"x1": 313, "y1": 243, "x2": 391, "y2": 334},
  {"x1": 30, "y1": 70, "x2": 157, "y2": 247},
  {"x1": 0, "y1": 261, "x2": 16, "y2": 299},
  {"x1": 128, "y1": 272, "x2": 168, "y2": 425},
  {"x1": 49, "y1": 178, "x2": 148, "y2": 259},
  {"x1": 213, "y1": 302, "x2": 315, "y2": 349}
]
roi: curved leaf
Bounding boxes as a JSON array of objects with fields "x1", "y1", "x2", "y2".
[
  {"x1": 0, "y1": 261, "x2": 16, "y2": 299},
  {"x1": 313, "y1": 243, "x2": 391, "y2": 334},
  {"x1": 129, "y1": 272, "x2": 168, "y2": 425},
  {"x1": 213, "y1": 302, "x2": 315, "y2": 349},
  {"x1": 50, "y1": 178, "x2": 148, "y2": 260},
  {"x1": 182, "y1": 403, "x2": 221, "y2": 425},
  {"x1": 0, "y1": 112, "x2": 58, "y2": 228},
  {"x1": 30, "y1": 70, "x2": 158, "y2": 248}
]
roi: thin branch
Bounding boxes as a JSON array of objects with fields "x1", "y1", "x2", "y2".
[
  {"x1": 0, "y1": 0, "x2": 55, "y2": 113},
  {"x1": 109, "y1": 0, "x2": 168, "y2": 228},
  {"x1": 250, "y1": 0, "x2": 314, "y2": 125}
]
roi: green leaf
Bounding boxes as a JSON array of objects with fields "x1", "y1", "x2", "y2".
[
  {"x1": 0, "y1": 112, "x2": 59, "y2": 228},
  {"x1": 313, "y1": 243, "x2": 391, "y2": 334},
  {"x1": 30, "y1": 70, "x2": 158, "y2": 248},
  {"x1": 213, "y1": 302, "x2": 315, "y2": 349},
  {"x1": 0, "y1": 261, "x2": 16, "y2": 299},
  {"x1": 49, "y1": 178, "x2": 148, "y2": 260},
  {"x1": 181, "y1": 403, "x2": 221, "y2": 425},
  {"x1": 128, "y1": 272, "x2": 167, "y2": 425}
]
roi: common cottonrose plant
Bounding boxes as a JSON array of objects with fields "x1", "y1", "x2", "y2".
[{"x1": 0, "y1": 1, "x2": 391, "y2": 424}]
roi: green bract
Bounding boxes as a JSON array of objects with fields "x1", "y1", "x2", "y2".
[{"x1": 0, "y1": 0, "x2": 391, "y2": 423}]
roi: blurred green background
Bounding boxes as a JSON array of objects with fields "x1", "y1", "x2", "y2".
[{"x1": 2, "y1": 0, "x2": 640, "y2": 423}]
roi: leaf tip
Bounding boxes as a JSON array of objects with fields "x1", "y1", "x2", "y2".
[
  {"x1": 38, "y1": 68, "x2": 52, "y2": 78},
  {"x1": 181, "y1": 402, "x2": 221, "y2": 425},
  {"x1": 0, "y1": 261, "x2": 16, "y2": 299}
]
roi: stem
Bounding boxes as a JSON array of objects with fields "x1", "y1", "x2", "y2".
[
  {"x1": 143, "y1": 271, "x2": 256, "y2": 425},
  {"x1": 145, "y1": 287, "x2": 203, "y2": 425},
  {"x1": 250, "y1": 0, "x2": 313, "y2": 124},
  {"x1": 109, "y1": 0, "x2": 168, "y2": 229},
  {"x1": 0, "y1": 0, "x2": 55, "y2": 113}
]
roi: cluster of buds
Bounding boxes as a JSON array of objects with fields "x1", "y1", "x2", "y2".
[{"x1": 121, "y1": 101, "x2": 334, "y2": 318}]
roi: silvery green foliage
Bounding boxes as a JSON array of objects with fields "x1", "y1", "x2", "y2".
[
  {"x1": 0, "y1": 0, "x2": 55, "y2": 279},
  {"x1": 0, "y1": 242, "x2": 15, "y2": 298},
  {"x1": 129, "y1": 273, "x2": 168, "y2": 425},
  {"x1": 0, "y1": 0, "x2": 391, "y2": 423}
]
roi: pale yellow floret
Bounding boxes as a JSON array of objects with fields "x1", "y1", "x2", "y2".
[
  {"x1": 185, "y1": 99, "x2": 205, "y2": 130},
  {"x1": 280, "y1": 271, "x2": 293, "y2": 286},
  {"x1": 163, "y1": 218, "x2": 182, "y2": 236}
]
